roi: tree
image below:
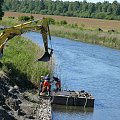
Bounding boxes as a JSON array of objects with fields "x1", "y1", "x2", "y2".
[
  {"x1": 88, "y1": 3, "x2": 95, "y2": 14},
  {"x1": 102, "y1": 1, "x2": 109, "y2": 12},
  {"x1": 112, "y1": 1, "x2": 120, "y2": 15},
  {"x1": 2, "y1": 0, "x2": 120, "y2": 20},
  {"x1": 0, "y1": 0, "x2": 4, "y2": 20},
  {"x1": 107, "y1": 5, "x2": 113, "y2": 14},
  {"x1": 39, "y1": 0, "x2": 45, "y2": 10}
]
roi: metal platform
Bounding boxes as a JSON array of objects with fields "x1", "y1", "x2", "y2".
[{"x1": 51, "y1": 90, "x2": 94, "y2": 107}]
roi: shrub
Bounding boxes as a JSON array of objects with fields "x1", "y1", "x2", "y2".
[
  {"x1": 47, "y1": 17, "x2": 55, "y2": 25},
  {"x1": 8, "y1": 16, "x2": 15, "y2": 19},
  {"x1": 18, "y1": 16, "x2": 31, "y2": 21},
  {"x1": 108, "y1": 29, "x2": 115, "y2": 33},
  {"x1": 60, "y1": 20, "x2": 67, "y2": 25},
  {"x1": 30, "y1": 15, "x2": 34, "y2": 20},
  {"x1": 98, "y1": 28, "x2": 103, "y2": 32},
  {"x1": 95, "y1": 12, "x2": 106, "y2": 19}
]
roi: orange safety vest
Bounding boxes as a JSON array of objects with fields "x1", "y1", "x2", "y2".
[
  {"x1": 43, "y1": 81, "x2": 50, "y2": 87},
  {"x1": 42, "y1": 81, "x2": 50, "y2": 93}
]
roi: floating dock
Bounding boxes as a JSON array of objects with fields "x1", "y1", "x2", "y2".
[{"x1": 51, "y1": 90, "x2": 94, "y2": 107}]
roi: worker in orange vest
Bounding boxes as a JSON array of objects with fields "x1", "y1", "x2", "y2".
[{"x1": 42, "y1": 79, "x2": 51, "y2": 95}]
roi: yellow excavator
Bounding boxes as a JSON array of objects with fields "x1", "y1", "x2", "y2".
[{"x1": 0, "y1": 18, "x2": 53, "y2": 61}]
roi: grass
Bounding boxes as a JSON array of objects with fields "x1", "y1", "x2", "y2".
[
  {"x1": 0, "y1": 36, "x2": 51, "y2": 88},
  {"x1": 50, "y1": 25, "x2": 120, "y2": 50},
  {"x1": 0, "y1": 17, "x2": 20, "y2": 26}
]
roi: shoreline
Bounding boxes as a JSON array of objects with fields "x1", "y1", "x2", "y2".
[
  {"x1": 50, "y1": 25, "x2": 120, "y2": 50},
  {"x1": 0, "y1": 73, "x2": 52, "y2": 120}
]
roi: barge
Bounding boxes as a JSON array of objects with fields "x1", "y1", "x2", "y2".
[{"x1": 51, "y1": 90, "x2": 94, "y2": 107}]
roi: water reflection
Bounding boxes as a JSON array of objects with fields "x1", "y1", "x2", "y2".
[
  {"x1": 52, "y1": 105, "x2": 94, "y2": 120},
  {"x1": 52, "y1": 105, "x2": 94, "y2": 113}
]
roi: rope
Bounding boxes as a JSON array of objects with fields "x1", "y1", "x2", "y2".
[
  {"x1": 66, "y1": 96, "x2": 70, "y2": 105},
  {"x1": 48, "y1": 32, "x2": 54, "y2": 80},
  {"x1": 50, "y1": 94, "x2": 54, "y2": 104},
  {"x1": 84, "y1": 96, "x2": 88, "y2": 108},
  {"x1": 74, "y1": 97, "x2": 77, "y2": 106},
  {"x1": 49, "y1": 37, "x2": 53, "y2": 51},
  {"x1": 50, "y1": 56, "x2": 53, "y2": 79}
]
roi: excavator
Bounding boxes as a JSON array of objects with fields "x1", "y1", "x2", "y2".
[{"x1": 0, "y1": 18, "x2": 53, "y2": 61}]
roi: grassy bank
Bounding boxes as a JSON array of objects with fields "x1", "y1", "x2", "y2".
[
  {"x1": 0, "y1": 17, "x2": 19, "y2": 26},
  {"x1": 50, "y1": 25, "x2": 120, "y2": 50},
  {"x1": 0, "y1": 36, "x2": 50, "y2": 88}
]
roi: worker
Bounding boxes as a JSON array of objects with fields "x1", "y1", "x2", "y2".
[
  {"x1": 42, "y1": 79, "x2": 51, "y2": 96},
  {"x1": 53, "y1": 76, "x2": 61, "y2": 91},
  {"x1": 44, "y1": 74, "x2": 51, "y2": 95},
  {"x1": 38, "y1": 76, "x2": 44, "y2": 96}
]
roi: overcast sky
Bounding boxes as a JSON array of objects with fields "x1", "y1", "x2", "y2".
[{"x1": 61, "y1": 0, "x2": 119, "y2": 3}]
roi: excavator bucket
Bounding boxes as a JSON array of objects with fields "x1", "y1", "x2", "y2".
[
  {"x1": 37, "y1": 52, "x2": 51, "y2": 62},
  {"x1": 37, "y1": 49, "x2": 53, "y2": 62}
]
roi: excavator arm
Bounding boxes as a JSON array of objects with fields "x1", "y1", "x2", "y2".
[{"x1": 0, "y1": 18, "x2": 53, "y2": 61}]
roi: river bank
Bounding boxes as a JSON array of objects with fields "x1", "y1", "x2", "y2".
[
  {"x1": 0, "y1": 71, "x2": 52, "y2": 120},
  {"x1": 0, "y1": 17, "x2": 53, "y2": 119},
  {"x1": 50, "y1": 25, "x2": 120, "y2": 50}
]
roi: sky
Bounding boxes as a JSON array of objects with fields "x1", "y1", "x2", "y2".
[{"x1": 61, "y1": 0, "x2": 119, "y2": 3}]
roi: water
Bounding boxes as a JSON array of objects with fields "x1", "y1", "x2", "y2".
[{"x1": 23, "y1": 32, "x2": 120, "y2": 120}]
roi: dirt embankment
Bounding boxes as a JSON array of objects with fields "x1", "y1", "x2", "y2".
[{"x1": 0, "y1": 70, "x2": 51, "y2": 120}]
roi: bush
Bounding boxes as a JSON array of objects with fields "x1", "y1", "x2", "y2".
[
  {"x1": 60, "y1": 20, "x2": 67, "y2": 25},
  {"x1": 95, "y1": 12, "x2": 106, "y2": 19},
  {"x1": 30, "y1": 15, "x2": 34, "y2": 20},
  {"x1": 47, "y1": 17, "x2": 55, "y2": 25},
  {"x1": 18, "y1": 16, "x2": 31, "y2": 21},
  {"x1": 8, "y1": 16, "x2": 15, "y2": 19},
  {"x1": 70, "y1": 23, "x2": 78, "y2": 28},
  {"x1": 98, "y1": 28, "x2": 103, "y2": 32},
  {"x1": 40, "y1": 10, "x2": 48, "y2": 15}
]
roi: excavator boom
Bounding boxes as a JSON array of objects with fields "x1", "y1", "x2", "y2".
[{"x1": 0, "y1": 18, "x2": 53, "y2": 61}]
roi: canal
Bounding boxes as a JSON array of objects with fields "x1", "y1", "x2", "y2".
[{"x1": 23, "y1": 32, "x2": 120, "y2": 120}]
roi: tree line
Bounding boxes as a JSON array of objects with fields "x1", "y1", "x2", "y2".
[{"x1": 2, "y1": 0, "x2": 120, "y2": 20}]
